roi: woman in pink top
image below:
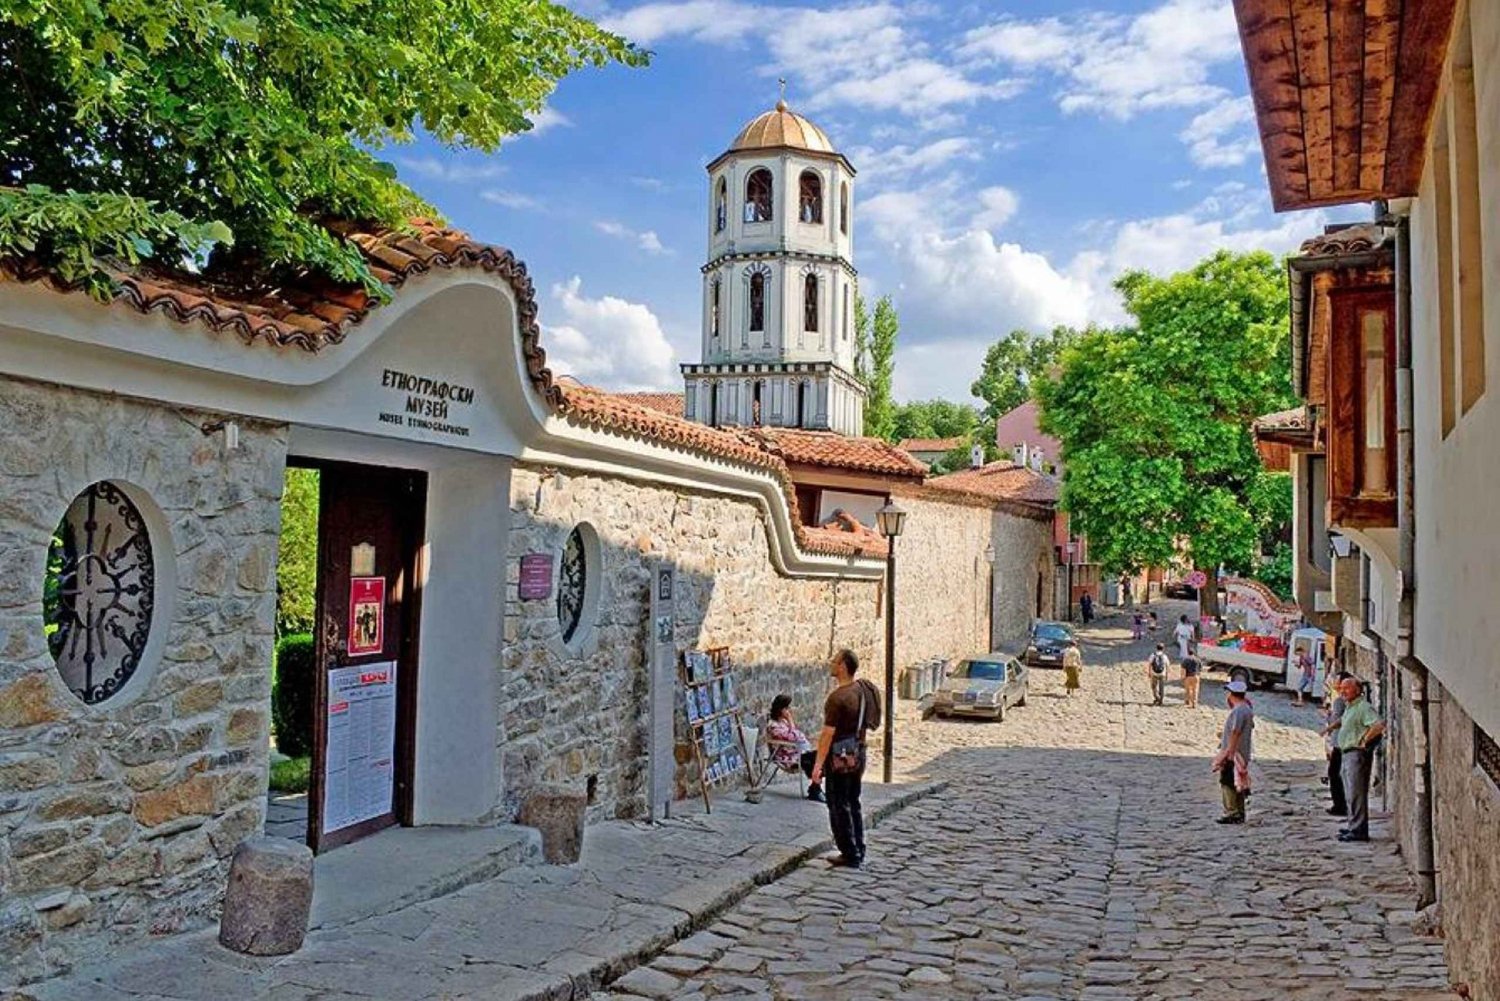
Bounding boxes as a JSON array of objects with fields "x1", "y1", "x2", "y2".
[{"x1": 767, "y1": 694, "x2": 823, "y2": 802}]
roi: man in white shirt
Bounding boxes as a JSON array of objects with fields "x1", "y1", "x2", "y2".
[{"x1": 1173, "y1": 614, "x2": 1195, "y2": 659}]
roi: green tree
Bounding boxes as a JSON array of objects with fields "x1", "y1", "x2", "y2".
[
  {"x1": 853, "y1": 292, "x2": 871, "y2": 385},
  {"x1": 276, "y1": 468, "x2": 320, "y2": 637},
  {"x1": 1036, "y1": 251, "x2": 1293, "y2": 614},
  {"x1": 891, "y1": 400, "x2": 981, "y2": 442},
  {"x1": 971, "y1": 326, "x2": 1083, "y2": 423},
  {"x1": 864, "y1": 295, "x2": 899, "y2": 440},
  {"x1": 0, "y1": 2, "x2": 643, "y2": 295}
]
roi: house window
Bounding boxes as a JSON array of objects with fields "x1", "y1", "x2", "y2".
[
  {"x1": 1477, "y1": 724, "x2": 1500, "y2": 792},
  {"x1": 1328, "y1": 290, "x2": 1396, "y2": 527},
  {"x1": 799, "y1": 170, "x2": 822, "y2": 224},
  {"x1": 747, "y1": 267, "x2": 767, "y2": 333},
  {"x1": 715, "y1": 177, "x2": 727, "y2": 233},
  {"x1": 840, "y1": 182, "x2": 849, "y2": 235},
  {"x1": 710, "y1": 278, "x2": 721, "y2": 339},
  {"x1": 555, "y1": 523, "x2": 601, "y2": 650},
  {"x1": 1450, "y1": 11, "x2": 1486, "y2": 417},
  {"x1": 744, "y1": 168, "x2": 773, "y2": 223},
  {"x1": 804, "y1": 274, "x2": 819, "y2": 331},
  {"x1": 45, "y1": 481, "x2": 158, "y2": 705}
]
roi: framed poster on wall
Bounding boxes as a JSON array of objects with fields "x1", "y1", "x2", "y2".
[{"x1": 347, "y1": 577, "x2": 385, "y2": 655}]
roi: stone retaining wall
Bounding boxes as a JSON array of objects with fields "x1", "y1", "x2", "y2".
[{"x1": 0, "y1": 376, "x2": 286, "y2": 984}]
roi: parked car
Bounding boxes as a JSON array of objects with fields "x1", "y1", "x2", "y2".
[
  {"x1": 1023, "y1": 621, "x2": 1078, "y2": 668},
  {"x1": 922, "y1": 653, "x2": 1028, "y2": 721},
  {"x1": 1164, "y1": 580, "x2": 1199, "y2": 600}
]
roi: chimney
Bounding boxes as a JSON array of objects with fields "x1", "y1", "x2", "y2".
[
  {"x1": 1029, "y1": 446, "x2": 1044, "y2": 472},
  {"x1": 970, "y1": 443, "x2": 984, "y2": 469},
  {"x1": 1011, "y1": 442, "x2": 1026, "y2": 466}
]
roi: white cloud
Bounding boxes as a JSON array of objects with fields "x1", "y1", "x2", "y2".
[
  {"x1": 1180, "y1": 96, "x2": 1260, "y2": 168},
  {"x1": 542, "y1": 277, "x2": 679, "y2": 391},
  {"x1": 595, "y1": 220, "x2": 672, "y2": 255},
  {"x1": 972, "y1": 186, "x2": 1020, "y2": 232},
  {"x1": 525, "y1": 107, "x2": 573, "y2": 135},
  {"x1": 480, "y1": 189, "x2": 541, "y2": 210},
  {"x1": 397, "y1": 156, "x2": 505, "y2": 183},
  {"x1": 601, "y1": 0, "x2": 761, "y2": 45},
  {"x1": 962, "y1": 0, "x2": 1241, "y2": 120}
]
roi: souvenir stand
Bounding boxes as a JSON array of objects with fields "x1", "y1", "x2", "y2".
[{"x1": 679, "y1": 647, "x2": 755, "y2": 812}]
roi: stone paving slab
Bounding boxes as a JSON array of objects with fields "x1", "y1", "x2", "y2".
[{"x1": 15, "y1": 777, "x2": 943, "y2": 1001}]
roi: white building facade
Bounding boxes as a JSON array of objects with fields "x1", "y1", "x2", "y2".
[{"x1": 681, "y1": 100, "x2": 864, "y2": 435}]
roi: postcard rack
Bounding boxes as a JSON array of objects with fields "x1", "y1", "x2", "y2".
[{"x1": 679, "y1": 646, "x2": 754, "y2": 812}]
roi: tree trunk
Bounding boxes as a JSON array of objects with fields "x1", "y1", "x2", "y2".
[{"x1": 1199, "y1": 567, "x2": 1221, "y2": 618}]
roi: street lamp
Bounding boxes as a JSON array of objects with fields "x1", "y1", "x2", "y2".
[
  {"x1": 1065, "y1": 539, "x2": 1077, "y2": 622},
  {"x1": 875, "y1": 498, "x2": 908, "y2": 784}
]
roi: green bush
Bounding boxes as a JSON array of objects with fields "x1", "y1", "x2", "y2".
[
  {"x1": 272, "y1": 633, "x2": 316, "y2": 758},
  {"x1": 269, "y1": 757, "x2": 311, "y2": 794}
]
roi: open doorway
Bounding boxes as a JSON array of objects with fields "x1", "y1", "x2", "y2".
[{"x1": 269, "y1": 461, "x2": 426, "y2": 852}]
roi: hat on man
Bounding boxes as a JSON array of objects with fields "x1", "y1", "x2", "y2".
[{"x1": 1226, "y1": 679, "x2": 1249, "y2": 694}]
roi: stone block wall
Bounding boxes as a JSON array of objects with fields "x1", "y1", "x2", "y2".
[
  {"x1": 502, "y1": 466, "x2": 1056, "y2": 822},
  {"x1": 0, "y1": 376, "x2": 286, "y2": 985},
  {"x1": 502, "y1": 466, "x2": 881, "y2": 822},
  {"x1": 1430, "y1": 677, "x2": 1500, "y2": 1001}
]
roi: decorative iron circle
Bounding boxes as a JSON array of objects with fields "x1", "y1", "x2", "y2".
[
  {"x1": 556, "y1": 526, "x2": 588, "y2": 645},
  {"x1": 44, "y1": 482, "x2": 156, "y2": 705}
]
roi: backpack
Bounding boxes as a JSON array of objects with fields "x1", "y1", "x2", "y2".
[{"x1": 1149, "y1": 652, "x2": 1169, "y2": 675}]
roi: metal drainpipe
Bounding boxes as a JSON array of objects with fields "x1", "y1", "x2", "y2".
[{"x1": 1390, "y1": 207, "x2": 1437, "y2": 909}]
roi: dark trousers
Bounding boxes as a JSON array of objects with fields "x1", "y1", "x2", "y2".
[
  {"x1": 1328, "y1": 748, "x2": 1347, "y2": 814},
  {"x1": 1219, "y1": 762, "x2": 1246, "y2": 818},
  {"x1": 1341, "y1": 747, "x2": 1371, "y2": 836},
  {"x1": 798, "y1": 751, "x2": 821, "y2": 793},
  {"x1": 825, "y1": 764, "x2": 866, "y2": 862}
]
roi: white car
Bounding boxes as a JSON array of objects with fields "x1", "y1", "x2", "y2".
[{"x1": 922, "y1": 653, "x2": 1029, "y2": 722}]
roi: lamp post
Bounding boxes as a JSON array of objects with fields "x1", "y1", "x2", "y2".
[
  {"x1": 875, "y1": 498, "x2": 908, "y2": 784},
  {"x1": 1065, "y1": 539, "x2": 1077, "y2": 622}
]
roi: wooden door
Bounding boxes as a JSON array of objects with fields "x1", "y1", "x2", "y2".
[{"x1": 308, "y1": 463, "x2": 426, "y2": 853}]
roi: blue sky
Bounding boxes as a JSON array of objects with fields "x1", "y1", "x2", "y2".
[{"x1": 393, "y1": 0, "x2": 1356, "y2": 403}]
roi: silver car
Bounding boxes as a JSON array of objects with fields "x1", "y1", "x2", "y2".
[{"x1": 923, "y1": 654, "x2": 1029, "y2": 722}]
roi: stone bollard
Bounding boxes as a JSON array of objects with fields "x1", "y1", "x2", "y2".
[
  {"x1": 219, "y1": 837, "x2": 314, "y2": 956},
  {"x1": 518, "y1": 784, "x2": 587, "y2": 864}
]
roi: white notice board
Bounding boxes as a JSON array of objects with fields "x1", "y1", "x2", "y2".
[{"x1": 322, "y1": 661, "x2": 398, "y2": 834}]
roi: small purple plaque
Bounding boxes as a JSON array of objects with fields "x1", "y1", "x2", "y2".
[{"x1": 519, "y1": 553, "x2": 553, "y2": 600}]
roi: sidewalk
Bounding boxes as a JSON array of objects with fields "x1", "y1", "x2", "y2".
[{"x1": 19, "y1": 778, "x2": 943, "y2": 1001}]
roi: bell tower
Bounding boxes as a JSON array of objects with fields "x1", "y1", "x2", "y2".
[{"x1": 681, "y1": 96, "x2": 863, "y2": 434}]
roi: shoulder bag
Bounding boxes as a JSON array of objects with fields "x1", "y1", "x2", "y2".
[{"x1": 828, "y1": 688, "x2": 867, "y2": 775}]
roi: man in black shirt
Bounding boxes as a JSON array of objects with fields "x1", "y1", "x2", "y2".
[{"x1": 810, "y1": 649, "x2": 881, "y2": 868}]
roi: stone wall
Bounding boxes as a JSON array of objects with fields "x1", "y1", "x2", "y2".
[
  {"x1": 502, "y1": 466, "x2": 880, "y2": 822},
  {"x1": 0, "y1": 376, "x2": 286, "y2": 984},
  {"x1": 500, "y1": 466, "x2": 1055, "y2": 822},
  {"x1": 1430, "y1": 677, "x2": 1500, "y2": 1001}
]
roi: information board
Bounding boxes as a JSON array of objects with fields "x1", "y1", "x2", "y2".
[{"x1": 322, "y1": 661, "x2": 398, "y2": 834}]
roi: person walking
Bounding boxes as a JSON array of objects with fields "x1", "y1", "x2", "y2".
[
  {"x1": 1321, "y1": 670, "x2": 1353, "y2": 817},
  {"x1": 1173, "y1": 614, "x2": 1195, "y2": 659},
  {"x1": 1180, "y1": 648, "x2": 1202, "y2": 708},
  {"x1": 1293, "y1": 649, "x2": 1316, "y2": 706},
  {"x1": 1063, "y1": 644, "x2": 1083, "y2": 696},
  {"x1": 1131, "y1": 611, "x2": 1145, "y2": 641},
  {"x1": 1334, "y1": 677, "x2": 1386, "y2": 842},
  {"x1": 1079, "y1": 592, "x2": 1094, "y2": 624},
  {"x1": 1147, "y1": 644, "x2": 1170, "y2": 706},
  {"x1": 1212, "y1": 679, "x2": 1255, "y2": 824},
  {"x1": 810, "y1": 649, "x2": 882, "y2": 868}
]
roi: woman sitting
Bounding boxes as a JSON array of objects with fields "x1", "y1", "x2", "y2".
[{"x1": 766, "y1": 694, "x2": 823, "y2": 802}]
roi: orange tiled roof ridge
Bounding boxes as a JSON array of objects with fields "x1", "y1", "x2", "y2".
[{"x1": 927, "y1": 461, "x2": 1059, "y2": 508}]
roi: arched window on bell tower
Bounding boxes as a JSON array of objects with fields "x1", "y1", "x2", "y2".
[
  {"x1": 715, "y1": 177, "x2": 728, "y2": 233},
  {"x1": 799, "y1": 170, "x2": 822, "y2": 224},
  {"x1": 747, "y1": 266, "x2": 768, "y2": 340},
  {"x1": 839, "y1": 182, "x2": 850, "y2": 235},
  {"x1": 710, "y1": 277, "x2": 722, "y2": 341},
  {"x1": 745, "y1": 169, "x2": 773, "y2": 223},
  {"x1": 804, "y1": 274, "x2": 819, "y2": 332},
  {"x1": 796, "y1": 381, "x2": 809, "y2": 427},
  {"x1": 752, "y1": 380, "x2": 764, "y2": 426}
]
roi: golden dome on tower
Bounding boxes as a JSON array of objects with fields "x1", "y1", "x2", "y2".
[{"x1": 728, "y1": 99, "x2": 838, "y2": 155}]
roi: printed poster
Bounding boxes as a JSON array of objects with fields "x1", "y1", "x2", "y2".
[
  {"x1": 322, "y1": 662, "x2": 398, "y2": 833},
  {"x1": 348, "y1": 576, "x2": 385, "y2": 655}
]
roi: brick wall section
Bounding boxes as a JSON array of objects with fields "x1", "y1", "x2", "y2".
[
  {"x1": 0, "y1": 376, "x2": 286, "y2": 983},
  {"x1": 501, "y1": 466, "x2": 1054, "y2": 822},
  {"x1": 1430, "y1": 677, "x2": 1500, "y2": 1000}
]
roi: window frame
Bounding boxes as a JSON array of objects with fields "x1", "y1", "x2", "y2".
[
  {"x1": 715, "y1": 177, "x2": 728, "y2": 234},
  {"x1": 1326, "y1": 287, "x2": 1397, "y2": 528},
  {"x1": 798, "y1": 169, "x2": 823, "y2": 225},
  {"x1": 803, "y1": 273, "x2": 819, "y2": 332},
  {"x1": 744, "y1": 168, "x2": 773, "y2": 224},
  {"x1": 748, "y1": 270, "x2": 766, "y2": 332}
]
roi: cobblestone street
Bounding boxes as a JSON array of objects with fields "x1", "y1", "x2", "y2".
[{"x1": 604, "y1": 605, "x2": 1454, "y2": 1001}]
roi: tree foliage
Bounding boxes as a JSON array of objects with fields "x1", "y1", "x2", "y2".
[
  {"x1": 0, "y1": 0, "x2": 644, "y2": 294},
  {"x1": 1037, "y1": 251, "x2": 1294, "y2": 598},
  {"x1": 853, "y1": 292, "x2": 871, "y2": 385},
  {"x1": 971, "y1": 326, "x2": 1083, "y2": 422},
  {"x1": 864, "y1": 295, "x2": 899, "y2": 440},
  {"x1": 276, "y1": 468, "x2": 319, "y2": 637},
  {"x1": 891, "y1": 399, "x2": 983, "y2": 473}
]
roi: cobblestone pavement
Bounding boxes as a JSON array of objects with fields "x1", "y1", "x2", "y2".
[{"x1": 602, "y1": 603, "x2": 1454, "y2": 1001}]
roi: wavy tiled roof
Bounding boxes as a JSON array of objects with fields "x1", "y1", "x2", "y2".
[
  {"x1": 0, "y1": 219, "x2": 564, "y2": 406},
  {"x1": 613, "y1": 391, "x2": 685, "y2": 417},
  {"x1": 898, "y1": 437, "x2": 964, "y2": 453},
  {"x1": 745, "y1": 428, "x2": 928, "y2": 479},
  {"x1": 927, "y1": 461, "x2": 1059, "y2": 508}
]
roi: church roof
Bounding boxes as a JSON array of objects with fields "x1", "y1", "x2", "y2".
[{"x1": 729, "y1": 100, "x2": 837, "y2": 156}]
